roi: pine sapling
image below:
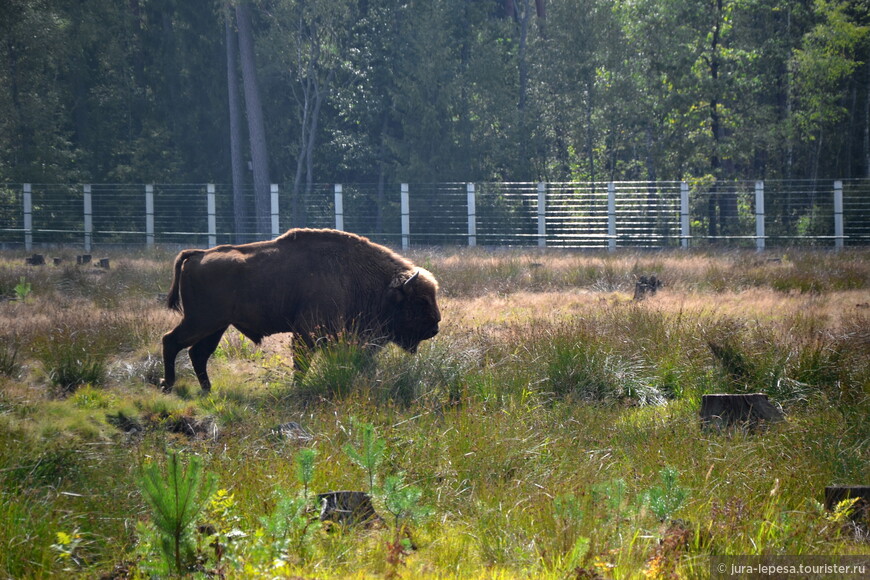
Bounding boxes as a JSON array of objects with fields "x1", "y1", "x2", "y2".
[
  {"x1": 343, "y1": 419, "x2": 386, "y2": 495},
  {"x1": 138, "y1": 452, "x2": 217, "y2": 574},
  {"x1": 644, "y1": 467, "x2": 689, "y2": 522},
  {"x1": 258, "y1": 448, "x2": 321, "y2": 565},
  {"x1": 381, "y1": 472, "x2": 431, "y2": 555}
]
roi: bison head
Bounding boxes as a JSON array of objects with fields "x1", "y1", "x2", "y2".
[{"x1": 388, "y1": 268, "x2": 441, "y2": 353}]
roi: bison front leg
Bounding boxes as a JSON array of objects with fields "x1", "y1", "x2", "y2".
[{"x1": 188, "y1": 328, "x2": 227, "y2": 393}]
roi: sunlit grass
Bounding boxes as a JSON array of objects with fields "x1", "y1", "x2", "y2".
[{"x1": 0, "y1": 247, "x2": 867, "y2": 577}]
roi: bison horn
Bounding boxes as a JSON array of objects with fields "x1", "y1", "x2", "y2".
[{"x1": 403, "y1": 269, "x2": 420, "y2": 289}]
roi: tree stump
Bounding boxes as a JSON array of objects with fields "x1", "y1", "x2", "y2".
[
  {"x1": 77, "y1": 254, "x2": 92, "y2": 265},
  {"x1": 97, "y1": 258, "x2": 110, "y2": 269},
  {"x1": 25, "y1": 254, "x2": 45, "y2": 266},
  {"x1": 53, "y1": 257, "x2": 63, "y2": 266},
  {"x1": 633, "y1": 275, "x2": 662, "y2": 300},
  {"x1": 700, "y1": 393, "x2": 784, "y2": 431},
  {"x1": 317, "y1": 491, "x2": 381, "y2": 527},
  {"x1": 825, "y1": 486, "x2": 870, "y2": 525}
]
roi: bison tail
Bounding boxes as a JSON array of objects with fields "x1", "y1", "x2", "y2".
[{"x1": 166, "y1": 249, "x2": 205, "y2": 312}]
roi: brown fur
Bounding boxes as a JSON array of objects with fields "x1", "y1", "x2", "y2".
[{"x1": 161, "y1": 228, "x2": 441, "y2": 392}]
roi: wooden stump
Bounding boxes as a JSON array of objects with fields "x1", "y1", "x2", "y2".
[
  {"x1": 53, "y1": 257, "x2": 63, "y2": 266},
  {"x1": 633, "y1": 275, "x2": 662, "y2": 300},
  {"x1": 700, "y1": 393, "x2": 784, "y2": 431},
  {"x1": 97, "y1": 258, "x2": 110, "y2": 269},
  {"x1": 825, "y1": 486, "x2": 870, "y2": 524},
  {"x1": 25, "y1": 254, "x2": 45, "y2": 266},
  {"x1": 317, "y1": 491, "x2": 381, "y2": 527},
  {"x1": 77, "y1": 254, "x2": 92, "y2": 265}
]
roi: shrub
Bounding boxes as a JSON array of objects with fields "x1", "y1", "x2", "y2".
[
  {"x1": 36, "y1": 339, "x2": 106, "y2": 394},
  {"x1": 69, "y1": 385, "x2": 115, "y2": 410},
  {"x1": 0, "y1": 338, "x2": 19, "y2": 378},
  {"x1": 545, "y1": 338, "x2": 664, "y2": 405},
  {"x1": 375, "y1": 338, "x2": 477, "y2": 406},
  {"x1": 294, "y1": 336, "x2": 375, "y2": 401}
]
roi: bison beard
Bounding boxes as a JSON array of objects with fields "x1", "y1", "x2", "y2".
[{"x1": 160, "y1": 228, "x2": 441, "y2": 393}]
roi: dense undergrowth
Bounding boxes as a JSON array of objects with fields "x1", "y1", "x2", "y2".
[{"x1": 0, "y1": 248, "x2": 868, "y2": 578}]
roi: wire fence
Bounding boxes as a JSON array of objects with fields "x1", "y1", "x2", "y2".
[{"x1": 1, "y1": 180, "x2": 868, "y2": 251}]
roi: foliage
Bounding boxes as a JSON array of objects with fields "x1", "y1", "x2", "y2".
[
  {"x1": 50, "y1": 529, "x2": 85, "y2": 571},
  {"x1": 381, "y1": 471, "x2": 431, "y2": 556},
  {"x1": 35, "y1": 336, "x2": 107, "y2": 394},
  {"x1": 14, "y1": 277, "x2": 31, "y2": 302},
  {"x1": 137, "y1": 452, "x2": 217, "y2": 575},
  {"x1": 2, "y1": 0, "x2": 869, "y2": 192},
  {"x1": 343, "y1": 418, "x2": 387, "y2": 495},
  {"x1": 643, "y1": 467, "x2": 690, "y2": 522}
]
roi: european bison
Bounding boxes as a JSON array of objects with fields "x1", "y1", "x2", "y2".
[{"x1": 161, "y1": 228, "x2": 441, "y2": 392}]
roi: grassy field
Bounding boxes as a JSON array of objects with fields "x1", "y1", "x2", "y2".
[{"x1": 0, "y1": 247, "x2": 868, "y2": 578}]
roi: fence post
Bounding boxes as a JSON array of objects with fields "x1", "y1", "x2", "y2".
[
  {"x1": 680, "y1": 181, "x2": 690, "y2": 249},
  {"x1": 607, "y1": 182, "x2": 616, "y2": 251},
  {"x1": 207, "y1": 184, "x2": 216, "y2": 247},
  {"x1": 145, "y1": 185, "x2": 155, "y2": 247},
  {"x1": 23, "y1": 184, "x2": 32, "y2": 251},
  {"x1": 271, "y1": 183, "x2": 280, "y2": 237},
  {"x1": 401, "y1": 183, "x2": 410, "y2": 251},
  {"x1": 834, "y1": 180, "x2": 844, "y2": 250},
  {"x1": 334, "y1": 184, "x2": 344, "y2": 231},
  {"x1": 467, "y1": 183, "x2": 477, "y2": 247},
  {"x1": 83, "y1": 185, "x2": 93, "y2": 252},
  {"x1": 537, "y1": 182, "x2": 547, "y2": 248},
  {"x1": 755, "y1": 180, "x2": 765, "y2": 252}
]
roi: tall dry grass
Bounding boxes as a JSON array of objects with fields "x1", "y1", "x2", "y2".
[{"x1": 0, "y1": 247, "x2": 867, "y2": 578}]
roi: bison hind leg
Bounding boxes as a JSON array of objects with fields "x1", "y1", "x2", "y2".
[
  {"x1": 189, "y1": 327, "x2": 229, "y2": 393},
  {"x1": 161, "y1": 328, "x2": 187, "y2": 392}
]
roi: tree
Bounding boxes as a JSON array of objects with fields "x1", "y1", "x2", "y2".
[
  {"x1": 236, "y1": 2, "x2": 272, "y2": 237},
  {"x1": 257, "y1": 0, "x2": 358, "y2": 227},
  {"x1": 0, "y1": 0, "x2": 77, "y2": 182},
  {"x1": 224, "y1": 4, "x2": 249, "y2": 242},
  {"x1": 791, "y1": 0, "x2": 868, "y2": 181}
]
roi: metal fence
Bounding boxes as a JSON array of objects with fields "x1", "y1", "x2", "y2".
[{"x1": 1, "y1": 180, "x2": 868, "y2": 251}]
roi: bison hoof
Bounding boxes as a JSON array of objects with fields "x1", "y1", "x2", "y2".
[{"x1": 159, "y1": 378, "x2": 172, "y2": 393}]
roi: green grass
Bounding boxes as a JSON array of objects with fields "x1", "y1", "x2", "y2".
[{"x1": 0, "y1": 248, "x2": 867, "y2": 578}]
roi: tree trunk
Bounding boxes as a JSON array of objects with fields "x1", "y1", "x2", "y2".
[
  {"x1": 586, "y1": 78, "x2": 595, "y2": 184},
  {"x1": 517, "y1": 0, "x2": 532, "y2": 169},
  {"x1": 376, "y1": 114, "x2": 389, "y2": 233},
  {"x1": 224, "y1": 5, "x2": 248, "y2": 243},
  {"x1": 304, "y1": 69, "x2": 331, "y2": 213},
  {"x1": 236, "y1": 2, "x2": 271, "y2": 239},
  {"x1": 707, "y1": 0, "x2": 738, "y2": 238},
  {"x1": 291, "y1": 76, "x2": 309, "y2": 226},
  {"x1": 865, "y1": 59, "x2": 870, "y2": 178}
]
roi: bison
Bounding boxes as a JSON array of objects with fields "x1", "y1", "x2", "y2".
[{"x1": 161, "y1": 228, "x2": 441, "y2": 392}]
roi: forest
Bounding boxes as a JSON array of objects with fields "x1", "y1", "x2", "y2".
[{"x1": 1, "y1": 0, "x2": 869, "y2": 194}]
